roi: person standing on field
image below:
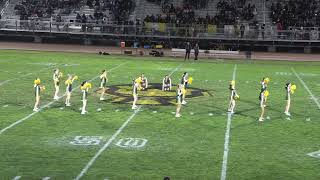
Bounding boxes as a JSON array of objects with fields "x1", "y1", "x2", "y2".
[
  {"x1": 194, "y1": 43, "x2": 199, "y2": 61},
  {"x1": 185, "y1": 42, "x2": 191, "y2": 60}
]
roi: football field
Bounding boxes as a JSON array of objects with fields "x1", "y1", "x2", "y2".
[{"x1": 0, "y1": 50, "x2": 319, "y2": 180}]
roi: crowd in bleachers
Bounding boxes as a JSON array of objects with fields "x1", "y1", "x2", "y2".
[
  {"x1": 14, "y1": 0, "x2": 82, "y2": 20},
  {"x1": 270, "y1": 0, "x2": 320, "y2": 29},
  {"x1": 144, "y1": 0, "x2": 256, "y2": 26}
]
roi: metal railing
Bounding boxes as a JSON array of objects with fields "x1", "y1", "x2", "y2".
[{"x1": 0, "y1": 19, "x2": 319, "y2": 41}]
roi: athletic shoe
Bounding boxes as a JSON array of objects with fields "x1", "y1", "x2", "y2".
[
  {"x1": 259, "y1": 117, "x2": 264, "y2": 122},
  {"x1": 175, "y1": 114, "x2": 181, "y2": 118},
  {"x1": 182, "y1": 101, "x2": 187, "y2": 105},
  {"x1": 132, "y1": 105, "x2": 138, "y2": 110},
  {"x1": 66, "y1": 103, "x2": 71, "y2": 107},
  {"x1": 284, "y1": 112, "x2": 291, "y2": 116},
  {"x1": 53, "y1": 96, "x2": 59, "y2": 100},
  {"x1": 33, "y1": 108, "x2": 39, "y2": 112},
  {"x1": 100, "y1": 97, "x2": 105, "y2": 101}
]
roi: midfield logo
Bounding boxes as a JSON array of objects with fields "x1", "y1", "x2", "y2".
[
  {"x1": 97, "y1": 83, "x2": 211, "y2": 105},
  {"x1": 115, "y1": 138, "x2": 148, "y2": 149}
]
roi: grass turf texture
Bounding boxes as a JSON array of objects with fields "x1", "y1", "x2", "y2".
[{"x1": 0, "y1": 50, "x2": 319, "y2": 180}]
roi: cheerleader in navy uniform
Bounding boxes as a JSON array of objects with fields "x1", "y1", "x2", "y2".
[
  {"x1": 175, "y1": 84, "x2": 183, "y2": 118},
  {"x1": 33, "y1": 78, "x2": 45, "y2": 112},
  {"x1": 140, "y1": 73, "x2": 148, "y2": 90},
  {"x1": 284, "y1": 83, "x2": 296, "y2": 116},
  {"x1": 65, "y1": 75, "x2": 78, "y2": 106},
  {"x1": 53, "y1": 69, "x2": 62, "y2": 100},
  {"x1": 99, "y1": 70, "x2": 108, "y2": 101},
  {"x1": 132, "y1": 80, "x2": 139, "y2": 110},
  {"x1": 228, "y1": 80, "x2": 239, "y2": 114},
  {"x1": 259, "y1": 78, "x2": 270, "y2": 122},
  {"x1": 80, "y1": 81, "x2": 92, "y2": 115},
  {"x1": 162, "y1": 75, "x2": 172, "y2": 91},
  {"x1": 181, "y1": 72, "x2": 188, "y2": 104}
]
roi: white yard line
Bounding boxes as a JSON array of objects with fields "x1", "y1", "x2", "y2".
[
  {"x1": 75, "y1": 64, "x2": 183, "y2": 180},
  {"x1": 75, "y1": 106, "x2": 142, "y2": 180},
  {"x1": 291, "y1": 68, "x2": 320, "y2": 109},
  {"x1": 12, "y1": 176, "x2": 21, "y2": 180},
  {"x1": 220, "y1": 64, "x2": 237, "y2": 180},
  {"x1": 0, "y1": 62, "x2": 128, "y2": 135},
  {"x1": 0, "y1": 67, "x2": 49, "y2": 86}
]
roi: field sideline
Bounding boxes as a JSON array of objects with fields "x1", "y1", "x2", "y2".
[{"x1": 0, "y1": 50, "x2": 319, "y2": 180}]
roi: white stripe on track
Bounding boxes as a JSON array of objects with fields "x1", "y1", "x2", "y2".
[
  {"x1": 220, "y1": 64, "x2": 237, "y2": 180},
  {"x1": 0, "y1": 62, "x2": 128, "y2": 135},
  {"x1": 75, "y1": 64, "x2": 183, "y2": 180},
  {"x1": 291, "y1": 68, "x2": 320, "y2": 109}
]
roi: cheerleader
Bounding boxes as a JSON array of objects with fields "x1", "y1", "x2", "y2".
[
  {"x1": 175, "y1": 84, "x2": 183, "y2": 118},
  {"x1": 80, "y1": 81, "x2": 92, "y2": 115},
  {"x1": 132, "y1": 80, "x2": 139, "y2": 110},
  {"x1": 181, "y1": 72, "x2": 189, "y2": 105},
  {"x1": 228, "y1": 80, "x2": 239, "y2": 114},
  {"x1": 284, "y1": 83, "x2": 296, "y2": 116},
  {"x1": 65, "y1": 75, "x2": 78, "y2": 106},
  {"x1": 53, "y1": 69, "x2": 62, "y2": 100},
  {"x1": 99, "y1": 70, "x2": 108, "y2": 101},
  {"x1": 259, "y1": 77, "x2": 270, "y2": 122},
  {"x1": 162, "y1": 75, "x2": 172, "y2": 91},
  {"x1": 33, "y1": 78, "x2": 45, "y2": 112},
  {"x1": 140, "y1": 74, "x2": 148, "y2": 90}
]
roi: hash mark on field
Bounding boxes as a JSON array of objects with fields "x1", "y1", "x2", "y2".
[
  {"x1": 291, "y1": 68, "x2": 320, "y2": 109},
  {"x1": 3, "y1": 104, "x2": 8, "y2": 108},
  {"x1": 42, "y1": 177, "x2": 51, "y2": 180},
  {"x1": 13, "y1": 176, "x2": 21, "y2": 180},
  {"x1": 220, "y1": 64, "x2": 237, "y2": 180},
  {"x1": 0, "y1": 62, "x2": 128, "y2": 135}
]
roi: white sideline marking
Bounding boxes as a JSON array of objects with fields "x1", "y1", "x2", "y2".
[
  {"x1": 307, "y1": 150, "x2": 320, "y2": 158},
  {"x1": 13, "y1": 176, "x2": 21, "y2": 180},
  {"x1": 0, "y1": 62, "x2": 128, "y2": 135},
  {"x1": 75, "y1": 106, "x2": 142, "y2": 180},
  {"x1": 220, "y1": 64, "x2": 237, "y2": 180},
  {"x1": 0, "y1": 67, "x2": 49, "y2": 86},
  {"x1": 75, "y1": 64, "x2": 182, "y2": 179},
  {"x1": 291, "y1": 68, "x2": 320, "y2": 109},
  {"x1": 42, "y1": 177, "x2": 51, "y2": 180}
]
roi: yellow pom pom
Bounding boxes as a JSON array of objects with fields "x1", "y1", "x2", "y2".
[
  {"x1": 264, "y1": 78, "x2": 270, "y2": 84},
  {"x1": 65, "y1": 79, "x2": 71, "y2": 85},
  {"x1": 264, "y1": 90, "x2": 270, "y2": 97},
  {"x1": 135, "y1": 77, "x2": 142, "y2": 84},
  {"x1": 59, "y1": 72, "x2": 63, "y2": 77},
  {"x1": 34, "y1": 78, "x2": 41, "y2": 85},
  {"x1": 230, "y1": 80, "x2": 235, "y2": 86},
  {"x1": 234, "y1": 94, "x2": 240, "y2": 100},
  {"x1": 291, "y1": 84, "x2": 296, "y2": 91},
  {"x1": 40, "y1": 86, "x2": 46, "y2": 91},
  {"x1": 85, "y1": 82, "x2": 92, "y2": 89},
  {"x1": 188, "y1": 77, "x2": 193, "y2": 84},
  {"x1": 73, "y1": 76, "x2": 79, "y2": 80},
  {"x1": 290, "y1": 90, "x2": 295, "y2": 94}
]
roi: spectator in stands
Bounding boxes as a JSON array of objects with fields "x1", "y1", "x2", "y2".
[
  {"x1": 55, "y1": 14, "x2": 62, "y2": 31},
  {"x1": 261, "y1": 23, "x2": 265, "y2": 39},
  {"x1": 81, "y1": 14, "x2": 87, "y2": 32},
  {"x1": 240, "y1": 24, "x2": 245, "y2": 38}
]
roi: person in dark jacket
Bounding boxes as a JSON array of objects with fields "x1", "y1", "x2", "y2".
[
  {"x1": 185, "y1": 42, "x2": 191, "y2": 60},
  {"x1": 194, "y1": 43, "x2": 199, "y2": 60}
]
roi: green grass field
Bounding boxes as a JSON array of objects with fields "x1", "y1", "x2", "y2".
[{"x1": 0, "y1": 50, "x2": 319, "y2": 180}]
